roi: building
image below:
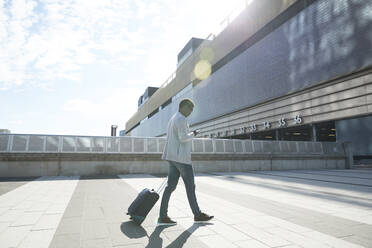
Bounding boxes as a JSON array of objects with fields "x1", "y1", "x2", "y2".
[
  {"x1": 119, "y1": 130, "x2": 126, "y2": 136},
  {"x1": 138, "y1": 87, "x2": 159, "y2": 108},
  {"x1": 177, "y1": 37, "x2": 205, "y2": 68},
  {"x1": 125, "y1": 0, "x2": 372, "y2": 162},
  {"x1": 0, "y1": 129, "x2": 10, "y2": 134}
]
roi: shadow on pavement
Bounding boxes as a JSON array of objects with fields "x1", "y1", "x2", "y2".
[
  {"x1": 121, "y1": 221, "x2": 148, "y2": 239},
  {"x1": 121, "y1": 221, "x2": 213, "y2": 248},
  {"x1": 165, "y1": 223, "x2": 213, "y2": 248}
]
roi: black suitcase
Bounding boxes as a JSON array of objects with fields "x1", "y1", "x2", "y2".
[{"x1": 127, "y1": 180, "x2": 167, "y2": 225}]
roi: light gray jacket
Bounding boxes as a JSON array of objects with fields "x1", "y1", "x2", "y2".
[{"x1": 161, "y1": 111, "x2": 195, "y2": 165}]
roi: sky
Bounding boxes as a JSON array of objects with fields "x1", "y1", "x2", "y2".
[{"x1": 0, "y1": 0, "x2": 245, "y2": 136}]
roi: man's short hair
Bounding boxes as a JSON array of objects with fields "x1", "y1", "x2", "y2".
[{"x1": 179, "y1": 98, "x2": 194, "y2": 110}]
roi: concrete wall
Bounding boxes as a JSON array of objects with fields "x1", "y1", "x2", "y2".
[
  {"x1": 0, "y1": 134, "x2": 350, "y2": 177},
  {"x1": 0, "y1": 154, "x2": 347, "y2": 178}
]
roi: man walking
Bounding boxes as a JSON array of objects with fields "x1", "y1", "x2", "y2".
[{"x1": 158, "y1": 98, "x2": 214, "y2": 225}]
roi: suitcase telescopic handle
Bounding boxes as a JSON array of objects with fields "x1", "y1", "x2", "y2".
[{"x1": 156, "y1": 178, "x2": 167, "y2": 194}]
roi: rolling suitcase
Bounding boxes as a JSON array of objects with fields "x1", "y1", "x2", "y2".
[{"x1": 127, "y1": 179, "x2": 167, "y2": 225}]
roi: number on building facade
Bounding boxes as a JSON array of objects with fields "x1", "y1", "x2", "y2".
[
  {"x1": 249, "y1": 124, "x2": 257, "y2": 132},
  {"x1": 278, "y1": 118, "x2": 286, "y2": 127},
  {"x1": 263, "y1": 121, "x2": 270, "y2": 129},
  {"x1": 210, "y1": 115, "x2": 302, "y2": 137},
  {"x1": 294, "y1": 115, "x2": 302, "y2": 124}
]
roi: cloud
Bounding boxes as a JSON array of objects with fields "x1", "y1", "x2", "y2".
[
  {"x1": 0, "y1": 0, "x2": 149, "y2": 90},
  {"x1": 61, "y1": 87, "x2": 143, "y2": 129},
  {"x1": 8, "y1": 119, "x2": 24, "y2": 125},
  {"x1": 1, "y1": 0, "x2": 246, "y2": 91}
]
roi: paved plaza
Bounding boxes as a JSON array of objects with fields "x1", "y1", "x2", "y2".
[{"x1": 0, "y1": 169, "x2": 371, "y2": 248}]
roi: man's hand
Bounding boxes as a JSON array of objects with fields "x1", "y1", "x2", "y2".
[{"x1": 193, "y1": 130, "x2": 199, "y2": 136}]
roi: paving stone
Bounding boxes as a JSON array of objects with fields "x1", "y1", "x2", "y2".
[
  {"x1": 46, "y1": 203, "x2": 68, "y2": 214},
  {"x1": 108, "y1": 221, "x2": 148, "y2": 246},
  {"x1": 233, "y1": 224, "x2": 291, "y2": 247},
  {"x1": 205, "y1": 220, "x2": 251, "y2": 242},
  {"x1": 112, "y1": 244, "x2": 144, "y2": 248},
  {"x1": 174, "y1": 220, "x2": 216, "y2": 237},
  {"x1": 279, "y1": 245, "x2": 303, "y2": 248},
  {"x1": 81, "y1": 219, "x2": 110, "y2": 240},
  {"x1": 302, "y1": 231, "x2": 365, "y2": 248},
  {"x1": 49, "y1": 233, "x2": 81, "y2": 248},
  {"x1": 101, "y1": 207, "x2": 127, "y2": 224},
  {"x1": 0, "y1": 222, "x2": 10, "y2": 233},
  {"x1": 0, "y1": 209, "x2": 24, "y2": 223},
  {"x1": 27, "y1": 201, "x2": 52, "y2": 212},
  {"x1": 341, "y1": 235, "x2": 372, "y2": 248},
  {"x1": 55, "y1": 216, "x2": 82, "y2": 235},
  {"x1": 349, "y1": 223, "x2": 372, "y2": 238},
  {"x1": 83, "y1": 207, "x2": 105, "y2": 220},
  {"x1": 234, "y1": 239, "x2": 270, "y2": 248},
  {"x1": 0, "y1": 225, "x2": 30, "y2": 247},
  {"x1": 163, "y1": 227, "x2": 209, "y2": 248},
  {"x1": 265, "y1": 227, "x2": 333, "y2": 248},
  {"x1": 0, "y1": 178, "x2": 37, "y2": 196},
  {"x1": 12, "y1": 200, "x2": 34, "y2": 210},
  {"x1": 18, "y1": 229, "x2": 55, "y2": 248},
  {"x1": 81, "y1": 237, "x2": 113, "y2": 248},
  {"x1": 198, "y1": 234, "x2": 238, "y2": 248},
  {"x1": 63, "y1": 203, "x2": 85, "y2": 218},
  {"x1": 32, "y1": 213, "x2": 63, "y2": 230},
  {"x1": 10, "y1": 211, "x2": 43, "y2": 227},
  {"x1": 0, "y1": 207, "x2": 8, "y2": 216}
]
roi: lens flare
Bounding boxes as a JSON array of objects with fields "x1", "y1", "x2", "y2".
[{"x1": 194, "y1": 60, "x2": 211, "y2": 80}]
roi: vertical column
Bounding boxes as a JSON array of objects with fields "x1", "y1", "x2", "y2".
[
  {"x1": 104, "y1": 137, "x2": 108, "y2": 153},
  {"x1": 343, "y1": 142, "x2": 354, "y2": 169},
  {"x1": 144, "y1": 138, "x2": 148, "y2": 153},
  {"x1": 58, "y1": 136, "x2": 63, "y2": 152},
  {"x1": 25, "y1": 135, "x2": 30, "y2": 152},
  {"x1": 89, "y1": 137, "x2": 93, "y2": 153},
  {"x1": 8, "y1": 135, "x2": 13, "y2": 152},
  {"x1": 312, "y1": 124, "x2": 317, "y2": 142},
  {"x1": 275, "y1": 130, "x2": 280, "y2": 141},
  {"x1": 43, "y1": 136, "x2": 47, "y2": 152},
  {"x1": 74, "y1": 136, "x2": 78, "y2": 152}
]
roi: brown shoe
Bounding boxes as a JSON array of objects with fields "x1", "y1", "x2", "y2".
[
  {"x1": 194, "y1": 212, "x2": 214, "y2": 222},
  {"x1": 157, "y1": 216, "x2": 177, "y2": 226}
]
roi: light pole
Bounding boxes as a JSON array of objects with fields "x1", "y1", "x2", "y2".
[{"x1": 111, "y1": 125, "x2": 118, "y2": 136}]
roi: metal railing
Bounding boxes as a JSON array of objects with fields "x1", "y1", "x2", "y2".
[{"x1": 0, "y1": 134, "x2": 344, "y2": 155}]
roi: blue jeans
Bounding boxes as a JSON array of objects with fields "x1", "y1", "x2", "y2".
[{"x1": 159, "y1": 161, "x2": 201, "y2": 218}]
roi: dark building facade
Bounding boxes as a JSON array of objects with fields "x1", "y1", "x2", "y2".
[{"x1": 126, "y1": 0, "x2": 372, "y2": 161}]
